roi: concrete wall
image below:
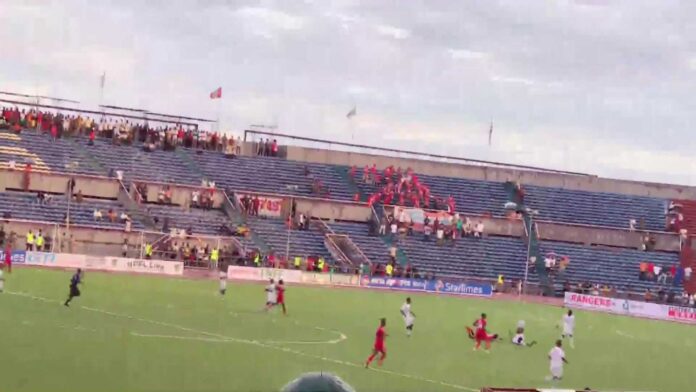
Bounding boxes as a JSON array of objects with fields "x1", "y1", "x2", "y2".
[
  {"x1": 0, "y1": 168, "x2": 119, "y2": 198},
  {"x1": 537, "y1": 222, "x2": 680, "y2": 252},
  {"x1": 141, "y1": 182, "x2": 225, "y2": 208},
  {"x1": 285, "y1": 145, "x2": 696, "y2": 199},
  {"x1": 295, "y1": 198, "x2": 372, "y2": 221}
]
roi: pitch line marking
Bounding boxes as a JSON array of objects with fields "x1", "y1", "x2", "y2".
[{"x1": 6, "y1": 291, "x2": 474, "y2": 391}]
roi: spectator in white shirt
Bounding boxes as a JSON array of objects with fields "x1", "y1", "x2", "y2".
[
  {"x1": 93, "y1": 209, "x2": 103, "y2": 221},
  {"x1": 436, "y1": 228, "x2": 444, "y2": 245},
  {"x1": 390, "y1": 222, "x2": 398, "y2": 237},
  {"x1": 192, "y1": 190, "x2": 200, "y2": 207},
  {"x1": 685, "y1": 266, "x2": 692, "y2": 281},
  {"x1": 474, "y1": 221, "x2": 484, "y2": 237},
  {"x1": 120, "y1": 212, "x2": 129, "y2": 223},
  {"x1": 8, "y1": 160, "x2": 16, "y2": 170},
  {"x1": 629, "y1": 219, "x2": 636, "y2": 232}
]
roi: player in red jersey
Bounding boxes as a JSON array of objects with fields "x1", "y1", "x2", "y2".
[
  {"x1": 365, "y1": 318, "x2": 387, "y2": 368},
  {"x1": 275, "y1": 279, "x2": 287, "y2": 315},
  {"x1": 473, "y1": 313, "x2": 493, "y2": 352}
]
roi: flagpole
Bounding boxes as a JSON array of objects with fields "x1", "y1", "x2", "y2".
[{"x1": 99, "y1": 72, "x2": 106, "y2": 122}]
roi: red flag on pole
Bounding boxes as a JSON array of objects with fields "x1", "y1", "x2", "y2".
[{"x1": 209, "y1": 87, "x2": 222, "y2": 99}]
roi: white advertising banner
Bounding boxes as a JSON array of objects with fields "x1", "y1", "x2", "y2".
[
  {"x1": 564, "y1": 292, "x2": 696, "y2": 325},
  {"x1": 227, "y1": 266, "x2": 302, "y2": 283},
  {"x1": 23, "y1": 252, "x2": 184, "y2": 276}
]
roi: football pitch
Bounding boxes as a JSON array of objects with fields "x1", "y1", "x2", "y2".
[{"x1": 1, "y1": 268, "x2": 692, "y2": 392}]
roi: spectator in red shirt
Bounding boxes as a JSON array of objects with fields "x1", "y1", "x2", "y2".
[
  {"x1": 88, "y1": 129, "x2": 95, "y2": 145},
  {"x1": 271, "y1": 139, "x2": 278, "y2": 156}
]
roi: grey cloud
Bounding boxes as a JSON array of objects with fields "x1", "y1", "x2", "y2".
[{"x1": 1, "y1": 0, "x2": 695, "y2": 184}]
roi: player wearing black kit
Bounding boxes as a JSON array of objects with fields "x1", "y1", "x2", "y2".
[{"x1": 64, "y1": 269, "x2": 83, "y2": 307}]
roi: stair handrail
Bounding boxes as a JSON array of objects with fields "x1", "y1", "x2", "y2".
[
  {"x1": 117, "y1": 179, "x2": 156, "y2": 228},
  {"x1": 312, "y1": 220, "x2": 351, "y2": 266}
]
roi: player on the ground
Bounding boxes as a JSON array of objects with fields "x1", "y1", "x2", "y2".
[
  {"x1": 365, "y1": 318, "x2": 387, "y2": 368},
  {"x1": 265, "y1": 278, "x2": 276, "y2": 310},
  {"x1": 546, "y1": 339, "x2": 569, "y2": 382},
  {"x1": 560, "y1": 309, "x2": 575, "y2": 349},
  {"x1": 400, "y1": 297, "x2": 415, "y2": 337},
  {"x1": 276, "y1": 279, "x2": 287, "y2": 315},
  {"x1": 64, "y1": 269, "x2": 83, "y2": 307},
  {"x1": 219, "y1": 270, "x2": 227, "y2": 295},
  {"x1": 473, "y1": 313, "x2": 493, "y2": 352},
  {"x1": 510, "y1": 320, "x2": 537, "y2": 347}
]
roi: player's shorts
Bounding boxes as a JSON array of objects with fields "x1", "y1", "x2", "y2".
[
  {"x1": 512, "y1": 334, "x2": 525, "y2": 345},
  {"x1": 266, "y1": 301, "x2": 276, "y2": 306},
  {"x1": 550, "y1": 365, "x2": 563, "y2": 379},
  {"x1": 373, "y1": 344, "x2": 385, "y2": 353},
  {"x1": 403, "y1": 316, "x2": 414, "y2": 327},
  {"x1": 70, "y1": 286, "x2": 81, "y2": 297},
  {"x1": 563, "y1": 327, "x2": 574, "y2": 336},
  {"x1": 475, "y1": 329, "x2": 488, "y2": 341},
  {"x1": 277, "y1": 297, "x2": 285, "y2": 304}
]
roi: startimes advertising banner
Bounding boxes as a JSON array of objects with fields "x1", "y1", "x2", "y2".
[{"x1": 363, "y1": 276, "x2": 493, "y2": 297}]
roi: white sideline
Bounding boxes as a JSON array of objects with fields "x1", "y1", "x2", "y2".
[{"x1": 6, "y1": 291, "x2": 475, "y2": 391}]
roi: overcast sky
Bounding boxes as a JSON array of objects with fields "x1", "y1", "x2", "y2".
[{"x1": 1, "y1": 0, "x2": 695, "y2": 185}]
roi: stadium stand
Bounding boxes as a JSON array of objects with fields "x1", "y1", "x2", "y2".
[
  {"x1": 0, "y1": 108, "x2": 693, "y2": 297},
  {"x1": 539, "y1": 241, "x2": 680, "y2": 292},
  {"x1": 0, "y1": 191, "x2": 143, "y2": 230},
  {"x1": 145, "y1": 204, "x2": 231, "y2": 236},
  {"x1": 184, "y1": 150, "x2": 355, "y2": 200},
  {"x1": 524, "y1": 185, "x2": 666, "y2": 231},
  {"x1": 0, "y1": 130, "x2": 102, "y2": 175},
  {"x1": 246, "y1": 216, "x2": 334, "y2": 263},
  {"x1": 87, "y1": 137, "x2": 202, "y2": 185},
  {"x1": 396, "y1": 234, "x2": 528, "y2": 281},
  {"x1": 329, "y1": 221, "x2": 393, "y2": 264}
]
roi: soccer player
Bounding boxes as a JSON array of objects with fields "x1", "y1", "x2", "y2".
[
  {"x1": 510, "y1": 321, "x2": 537, "y2": 347},
  {"x1": 64, "y1": 269, "x2": 83, "y2": 307},
  {"x1": 546, "y1": 339, "x2": 569, "y2": 382},
  {"x1": 276, "y1": 279, "x2": 287, "y2": 315},
  {"x1": 219, "y1": 270, "x2": 227, "y2": 295},
  {"x1": 365, "y1": 318, "x2": 387, "y2": 368},
  {"x1": 560, "y1": 309, "x2": 575, "y2": 349},
  {"x1": 265, "y1": 278, "x2": 276, "y2": 310},
  {"x1": 473, "y1": 313, "x2": 491, "y2": 352},
  {"x1": 400, "y1": 297, "x2": 415, "y2": 337}
]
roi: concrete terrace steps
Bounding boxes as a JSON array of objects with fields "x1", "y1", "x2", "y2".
[{"x1": 538, "y1": 241, "x2": 679, "y2": 292}]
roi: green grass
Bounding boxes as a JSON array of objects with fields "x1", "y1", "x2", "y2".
[{"x1": 1, "y1": 268, "x2": 693, "y2": 392}]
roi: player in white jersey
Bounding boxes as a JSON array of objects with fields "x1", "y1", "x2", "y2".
[
  {"x1": 265, "y1": 279, "x2": 276, "y2": 310},
  {"x1": 510, "y1": 320, "x2": 536, "y2": 347},
  {"x1": 219, "y1": 270, "x2": 227, "y2": 295},
  {"x1": 546, "y1": 339, "x2": 568, "y2": 382},
  {"x1": 400, "y1": 297, "x2": 416, "y2": 337},
  {"x1": 560, "y1": 309, "x2": 575, "y2": 348}
]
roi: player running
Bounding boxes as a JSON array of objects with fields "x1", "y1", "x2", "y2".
[
  {"x1": 64, "y1": 269, "x2": 83, "y2": 307},
  {"x1": 365, "y1": 318, "x2": 387, "y2": 368},
  {"x1": 264, "y1": 279, "x2": 276, "y2": 310},
  {"x1": 400, "y1": 297, "x2": 415, "y2": 337},
  {"x1": 546, "y1": 339, "x2": 569, "y2": 382},
  {"x1": 560, "y1": 310, "x2": 575, "y2": 348},
  {"x1": 472, "y1": 313, "x2": 493, "y2": 352},
  {"x1": 219, "y1": 270, "x2": 227, "y2": 296},
  {"x1": 276, "y1": 279, "x2": 287, "y2": 315}
]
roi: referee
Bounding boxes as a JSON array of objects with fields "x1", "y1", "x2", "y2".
[{"x1": 64, "y1": 269, "x2": 83, "y2": 307}]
